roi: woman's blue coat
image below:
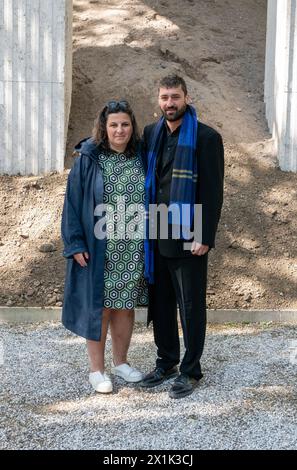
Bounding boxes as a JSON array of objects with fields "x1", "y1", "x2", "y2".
[
  {"x1": 61, "y1": 138, "x2": 147, "y2": 341},
  {"x1": 61, "y1": 138, "x2": 107, "y2": 341}
]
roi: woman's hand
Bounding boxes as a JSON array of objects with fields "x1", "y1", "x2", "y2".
[
  {"x1": 191, "y1": 242, "x2": 209, "y2": 256},
  {"x1": 73, "y1": 252, "x2": 89, "y2": 267}
]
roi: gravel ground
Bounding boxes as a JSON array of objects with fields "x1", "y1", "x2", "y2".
[{"x1": 0, "y1": 321, "x2": 296, "y2": 450}]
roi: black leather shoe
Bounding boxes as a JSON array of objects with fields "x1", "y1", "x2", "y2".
[
  {"x1": 140, "y1": 366, "x2": 178, "y2": 388},
  {"x1": 169, "y1": 373, "x2": 199, "y2": 399}
]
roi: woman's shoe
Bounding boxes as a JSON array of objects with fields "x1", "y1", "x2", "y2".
[
  {"x1": 111, "y1": 363, "x2": 143, "y2": 383},
  {"x1": 89, "y1": 371, "x2": 113, "y2": 393}
]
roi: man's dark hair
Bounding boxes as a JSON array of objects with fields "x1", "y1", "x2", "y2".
[{"x1": 158, "y1": 74, "x2": 188, "y2": 96}]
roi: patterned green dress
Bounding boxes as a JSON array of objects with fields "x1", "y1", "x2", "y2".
[{"x1": 97, "y1": 149, "x2": 148, "y2": 309}]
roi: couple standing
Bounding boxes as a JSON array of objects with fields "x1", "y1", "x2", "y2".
[{"x1": 61, "y1": 74, "x2": 224, "y2": 399}]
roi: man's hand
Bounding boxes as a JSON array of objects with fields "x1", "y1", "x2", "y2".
[
  {"x1": 191, "y1": 242, "x2": 209, "y2": 256},
  {"x1": 73, "y1": 252, "x2": 89, "y2": 267}
]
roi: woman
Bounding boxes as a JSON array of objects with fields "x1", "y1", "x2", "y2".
[{"x1": 61, "y1": 100, "x2": 147, "y2": 394}]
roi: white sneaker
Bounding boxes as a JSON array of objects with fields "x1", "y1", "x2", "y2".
[
  {"x1": 89, "y1": 371, "x2": 113, "y2": 393},
  {"x1": 111, "y1": 363, "x2": 143, "y2": 383}
]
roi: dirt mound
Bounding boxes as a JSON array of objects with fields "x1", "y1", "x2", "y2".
[{"x1": 1, "y1": 0, "x2": 297, "y2": 310}]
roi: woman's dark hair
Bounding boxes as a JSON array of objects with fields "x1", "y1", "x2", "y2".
[{"x1": 92, "y1": 100, "x2": 140, "y2": 156}]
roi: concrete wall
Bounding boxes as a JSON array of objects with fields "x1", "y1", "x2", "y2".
[
  {"x1": 0, "y1": 0, "x2": 72, "y2": 175},
  {"x1": 265, "y1": 0, "x2": 297, "y2": 172}
]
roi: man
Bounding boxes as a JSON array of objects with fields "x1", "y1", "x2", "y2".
[{"x1": 141, "y1": 74, "x2": 224, "y2": 399}]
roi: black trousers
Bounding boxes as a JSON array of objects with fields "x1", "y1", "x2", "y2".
[{"x1": 150, "y1": 247, "x2": 208, "y2": 380}]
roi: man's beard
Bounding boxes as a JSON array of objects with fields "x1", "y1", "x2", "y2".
[{"x1": 161, "y1": 104, "x2": 187, "y2": 121}]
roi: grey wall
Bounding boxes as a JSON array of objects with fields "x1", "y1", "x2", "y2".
[
  {"x1": 0, "y1": 0, "x2": 72, "y2": 175},
  {"x1": 265, "y1": 0, "x2": 297, "y2": 172}
]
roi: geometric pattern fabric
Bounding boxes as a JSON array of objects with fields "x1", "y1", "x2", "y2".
[{"x1": 97, "y1": 150, "x2": 148, "y2": 309}]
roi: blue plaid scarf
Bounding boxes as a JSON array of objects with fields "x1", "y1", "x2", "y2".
[{"x1": 144, "y1": 105, "x2": 198, "y2": 283}]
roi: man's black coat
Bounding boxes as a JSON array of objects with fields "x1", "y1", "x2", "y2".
[{"x1": 143, "y1": 121, "x2": 224, "y2": 257}]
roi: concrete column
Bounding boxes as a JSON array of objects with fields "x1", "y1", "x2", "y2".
[
  {"x1": 264, "y1": 0, "x2": 277, "y2": 131},
  {"x1": 0, "y1": 0, "x2": 72, "y2": 175},
  {"x1": 265, "y1": 0, "x2": 297, "y2": 172}
]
